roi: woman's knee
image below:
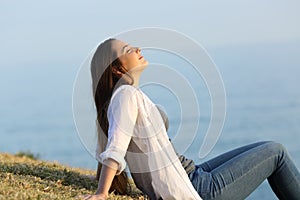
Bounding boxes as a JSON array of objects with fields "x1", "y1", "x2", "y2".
[{"x1": 264, "y1": 141, "x2": 288, "y2": 156}]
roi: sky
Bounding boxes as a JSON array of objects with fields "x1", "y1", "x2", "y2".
[
  {"x1": 0, "y1": 0, "x2": 299, "y2": 68},
  {"x1": 0, "y1": 0, "x2": 300, "y2": 168}
]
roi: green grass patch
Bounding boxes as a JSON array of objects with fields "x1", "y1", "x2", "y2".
[
  {"x1": 15, "y1": 150, "x2": 40, "y2": 160},
  {"x1": 0, "y1": 153, "x2": 147, "y2": 200}
]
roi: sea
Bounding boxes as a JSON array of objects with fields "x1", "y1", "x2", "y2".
[{"x1": 1, "y1": 41, "x2": 299, "y2": 199}]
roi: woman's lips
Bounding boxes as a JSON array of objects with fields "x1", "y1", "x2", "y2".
[{"x1": 139, "y1": 56, "x2": 143, "y2": 60}]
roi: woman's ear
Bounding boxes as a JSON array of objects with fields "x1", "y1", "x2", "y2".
[{"x1": 111, "y1": 67, "x2": 123, "y2": 77}]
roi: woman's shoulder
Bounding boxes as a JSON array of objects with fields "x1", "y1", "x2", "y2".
[
  {"x1": 108, "y1": 85, "x2": 143, "y2": 113},
  {"x1": 111, "y1": 84, "x2": 141, "y2": 101},
  {"x1": 116, "y1": 84, "x2": 137, "y2": 92},
  {"x1": 113, "y1": 84, "x2": 138, "y2": 94}
]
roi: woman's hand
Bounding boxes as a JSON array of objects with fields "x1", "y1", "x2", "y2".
[{"x1": 81, "y1": 193, "x2": 108, "y2": 200}]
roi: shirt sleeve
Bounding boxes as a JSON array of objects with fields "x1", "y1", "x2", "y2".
[{"x1": 97, "y1": 85, "x2": 138, "y2": 175}]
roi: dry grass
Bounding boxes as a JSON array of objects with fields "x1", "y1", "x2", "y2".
[{"x1": 0, "y1": 152, "x2": 147, "y2": 200}]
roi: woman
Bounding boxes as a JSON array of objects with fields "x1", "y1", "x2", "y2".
[{"x1": 84, "y1": 38, "x2": 300, "y2": 200}]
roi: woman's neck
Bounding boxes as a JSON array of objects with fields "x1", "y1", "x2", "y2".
[
  {"x1": 130, "y1": 71, "x2": 142, "y2": 87},
  {"x1": 128, "y1": 65, "x2": 147, "y2": 87}
]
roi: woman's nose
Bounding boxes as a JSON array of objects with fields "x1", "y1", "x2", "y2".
[{"x1": 135, "y1": 47, "x2": 141, "y2": 53}]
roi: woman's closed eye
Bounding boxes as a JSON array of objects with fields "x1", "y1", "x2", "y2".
[
  {"x1": 126, "y1": 48, "x2": 133, "y2": 54},
  {"x1": 126, "y1": 47, "x2": 138, "y2": 54}
]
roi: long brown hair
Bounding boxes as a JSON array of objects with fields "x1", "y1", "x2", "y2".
[{"x1": 91, "y1": 38, "x2": 134, "y2": 194}]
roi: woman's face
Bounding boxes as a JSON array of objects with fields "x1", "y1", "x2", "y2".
[{"x1": 111, "y1": 39, "x2": 148, "y2": 72}]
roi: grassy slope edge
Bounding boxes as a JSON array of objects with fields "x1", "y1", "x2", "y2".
[{"x1": 0, "y1": 153, "x2": 146, "y2": 200}]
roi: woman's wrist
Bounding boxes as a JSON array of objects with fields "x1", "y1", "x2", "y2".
[
  {"x1": 97, "y1": 193, "x2": 108, "y2": 199},
  {"x1": 81, "y1": 193, "x2": 107, "y2": 200},
  {"x1": 95, "y1": 189, "x2": 108, "y2": 198}
]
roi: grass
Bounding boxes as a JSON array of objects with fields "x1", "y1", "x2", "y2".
[{"x1": 0, "y1": 152, "x2": 147, "y2": 200}]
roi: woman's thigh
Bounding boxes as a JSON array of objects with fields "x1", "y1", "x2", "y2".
[
  {"x1": 189, "y1": 141, "x2": 283, "y2": 200},
  {"x1": 198, "y1": 141, "x2": 271, "y2": 172}
]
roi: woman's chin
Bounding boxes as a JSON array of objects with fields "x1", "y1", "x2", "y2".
[
  {"x1": 141, "y1": 59, "x2": 149, "y2": 66},
  {"x1": 144, "y1": 61, "x2": 149, "y2": 67},
  {"x1": 139, "y1": 60, "x2": 149, "y2": 69}
]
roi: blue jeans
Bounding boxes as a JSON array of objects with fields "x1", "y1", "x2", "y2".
[{"x1": 189, "y1": 141, "x2": 300, "y2": 200}]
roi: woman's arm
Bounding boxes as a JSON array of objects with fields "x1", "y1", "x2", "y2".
[
  {"x1": 84, "y1": 86, "x2": 138, "y2": 199},
  {"x1": 96, "y1": 159, "x2": 118, "y2": 196},
  {"x1": 83, "y1": 159, "x2": 118, "y2": 200},
  {"x1": 96, "y1": 162, "x2": 101, "y2": 181}
]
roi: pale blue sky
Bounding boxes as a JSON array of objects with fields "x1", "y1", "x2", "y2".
[
  {"x1": 1, "y1": 1, "x2": 300, "y2": 186},
  {"x1": 0, "y1": 0, "x2": 299, "y2": 67}
]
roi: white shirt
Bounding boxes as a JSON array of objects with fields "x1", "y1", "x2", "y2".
[{"x1": 97, "y1": 85, "x2": 202, "y2": 200}]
